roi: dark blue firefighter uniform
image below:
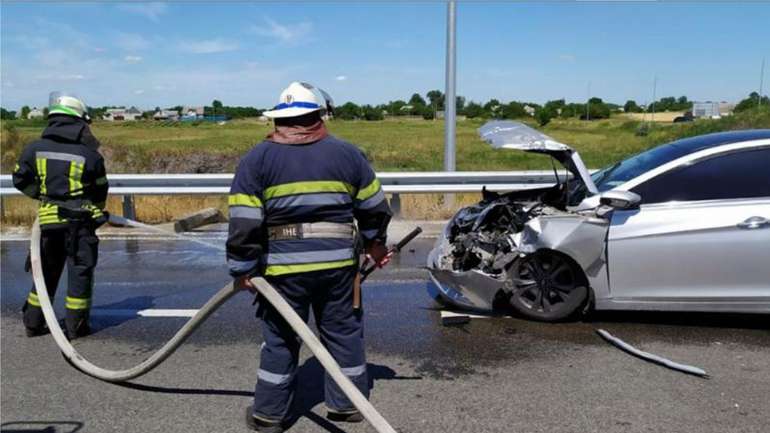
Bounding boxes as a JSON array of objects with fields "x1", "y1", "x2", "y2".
[
  {"x1": 13, "y1": 115, "x2": 109, "y2": 336},
  {"x1": 226, "y1": 134, "x2": 392, "y2": 422}
]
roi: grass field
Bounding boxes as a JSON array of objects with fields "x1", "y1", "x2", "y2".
[{"x1": 2, "y1": 109, "x2": 769, "y2": 226}]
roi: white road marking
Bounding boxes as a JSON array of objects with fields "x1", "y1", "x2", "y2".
[
  {"x1": 91, "y1": 309, "x2": 199, "y2": 318},
  {"x1": 440, "y1": 310, "x2": 508, "y2": 320}
]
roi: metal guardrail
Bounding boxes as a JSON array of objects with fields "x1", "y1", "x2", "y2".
[
  {"x1": 1, "y1": 171, "x2": 561, "y2": 195},
  {"x1": 1, "y1": 171, "x2": 564, "y2": 218}
]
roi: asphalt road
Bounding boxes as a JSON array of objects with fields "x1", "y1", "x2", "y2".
[{"x1": 1, "y1": 227, "x2": 769, "y2": 433}]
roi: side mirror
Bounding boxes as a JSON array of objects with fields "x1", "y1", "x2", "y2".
[{"x1": 599, "y1": 190, "x2": 641, "y2": 210}]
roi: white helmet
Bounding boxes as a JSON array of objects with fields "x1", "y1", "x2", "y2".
[
  {"x1": 263, "y1": 82, "x2": 333, "y2": 119},
  {"x1": 48, "y1": 91, "x2": 91, "y2": 123}
]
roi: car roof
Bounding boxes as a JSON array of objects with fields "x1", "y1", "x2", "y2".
[{"x1": 666, "y1": 129, "x2": 770, "y2": 155}]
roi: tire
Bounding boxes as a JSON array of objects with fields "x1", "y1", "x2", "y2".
[{"x1": 507, "y1": 250, "x2": 588, "y2": 322}]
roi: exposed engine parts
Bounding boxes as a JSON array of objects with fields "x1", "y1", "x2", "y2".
[{"x1": 438, "y1": 188, "x2": 566, "y2": 275}]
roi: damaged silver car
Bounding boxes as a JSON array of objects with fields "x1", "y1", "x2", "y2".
[{"x1": 427, "y1": 121, "x2": 770, "y2": 321}]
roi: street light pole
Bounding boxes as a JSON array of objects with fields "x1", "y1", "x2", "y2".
[
  {"x1": 444, "y1": 0, "x2": 457, "y2": 173},
  {"x1": 757, "y1": 57, "x2": 765, "y2": 107}
]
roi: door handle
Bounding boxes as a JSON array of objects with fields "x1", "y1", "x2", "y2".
[{"x1": 737, "y1": 216, "x2": 770, "y2": 230}]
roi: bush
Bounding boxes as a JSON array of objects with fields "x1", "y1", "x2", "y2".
[
  {"x1": 534, "y1": 108, "x2": 554, "y2": 126},
  {"x1": 362, "y1": 105, "x2": 384, "y2": 121}
]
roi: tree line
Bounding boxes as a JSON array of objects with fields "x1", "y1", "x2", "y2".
[
  {"x1": 1, "y1": 92, "x2": 765, "y2": 123},
  {"x1": 333, "y1": 90, "x2": 698, "y2": 126}
]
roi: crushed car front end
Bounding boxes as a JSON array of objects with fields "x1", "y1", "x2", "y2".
[{"x1": 426, "y1": 121, "x2": 612, "y2": 320}]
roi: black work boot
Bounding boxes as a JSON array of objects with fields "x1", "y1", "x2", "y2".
[
  {"x1": 23, "y1": 304, "x2": 50, "y2": 337},
  {"x1": 327, "y1": 410, "x2": 364, "y2": 423},
  {"x1": 245, "y1": 406, "x2": 284, "y2": 433},
  {"x1": 65, "y1": 318, "x2": 91, "y2": 341},
  {"x1": 25, "y1": 326, "x2": 50, "y2": 338}
]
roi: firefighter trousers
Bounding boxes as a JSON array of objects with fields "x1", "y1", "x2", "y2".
[
  {"x1": 252, "y1": 266, "x2": 368, "y2": 422},
  {"x1": 23, "y1": 225, "x2": 98, "y2": 335}
]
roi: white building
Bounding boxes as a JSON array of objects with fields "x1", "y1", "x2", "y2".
[
  {"x1": 153, "y1": 109, "x2": 180, "y2": 121},
  {"x1": 183, "y1": 106, "x2": 205, "y2": 118},
  {"x1": 28, "y1": 107, "x2": 45, "y2": 119},
  {"x1": 524, "y1": 105, "x2": 536, "y2": 116},
  {"x1": 103, "y1": 107, "x2": 142, "y2": 121},
  {"x1": 692, "y1": 101, "x2": 720, "y2": 119}
]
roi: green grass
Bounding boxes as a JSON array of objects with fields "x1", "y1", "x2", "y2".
[
  {"x1": 2, "y1": 109, "x2": 769, "y2": 175},
  {"x1": 2, "y1": 109, "x2": 768, "y2": 226}
]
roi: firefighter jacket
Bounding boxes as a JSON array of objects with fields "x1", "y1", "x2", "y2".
[
  {"x1": 226, "y1": 135, "x2": 392, "y2": 277},
  {"x1": 12, "y1": 115, "x2": 109, "y2": 229}
]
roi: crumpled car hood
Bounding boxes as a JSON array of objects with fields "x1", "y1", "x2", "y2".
[{"x1": 478, "y1": 120, "x2": 598, "y2": 195}]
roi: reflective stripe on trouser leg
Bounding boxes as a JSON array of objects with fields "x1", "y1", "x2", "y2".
[
  {"x1": 65, "y1": 225, "x2": 98, "y2": 333},
  {"x1": 23, "y1": 229, "x2": 67, "y2": 330},
  {"x1": 313, "y1": 267, "x2": 370, "y2": 412},
  {"x1": 252, "y1": 277, "x2": 310, "y2": 422}
]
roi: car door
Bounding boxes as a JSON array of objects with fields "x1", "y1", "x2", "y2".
[{"x1": 606, "y1": 146, "x2": 770, "y2": 302}]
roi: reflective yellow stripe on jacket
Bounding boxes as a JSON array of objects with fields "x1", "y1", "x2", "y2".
[
  {"x1": 263, "y1": 180, "x2": 355, "y2": 200},
  {"x1": 36, "y1": 157, "x2": 47, "y2": 195},
  {"x1": 68, "y1": 161, "x2": 85, "y2": 196}
]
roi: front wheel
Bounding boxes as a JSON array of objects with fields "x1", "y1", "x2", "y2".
[{"x1": 507, "y1": 251, "x2": 588, "y2": 322}]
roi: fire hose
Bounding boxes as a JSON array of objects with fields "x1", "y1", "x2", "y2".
[{"x1": 30, "y1": 215, "x2": 420, "y2": 433}]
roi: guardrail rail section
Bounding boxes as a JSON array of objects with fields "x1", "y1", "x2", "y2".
[{"x1": 1, "y1": 171, "x2": 577, "y2": 218}]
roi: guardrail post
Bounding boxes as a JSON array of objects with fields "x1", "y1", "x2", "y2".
[
  {"x1": 122, "y1": 195, "x2": 136, "y2": 220},
  {"x1": 389, "y1": 193, "x2": 402, "y2": 219}
]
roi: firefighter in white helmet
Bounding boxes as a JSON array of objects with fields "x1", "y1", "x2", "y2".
[{"x1": 227, "y1": 82, "x2": 391, "y2": 431}]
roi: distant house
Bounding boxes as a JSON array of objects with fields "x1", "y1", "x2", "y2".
[
  {"x1": 718, "y1": 102, "x2": 735, "y2": 117},
  {"x1": 28, "y1": 107, "x2": 45, "y2": 119},
  {"x1": 692, "y1": 101, "x2": 721, "y2": 119},
  {"x1": 126, "y1": 106, "x2": 142, "y2": 120},
  {"x1": 523, "y1": 105, "x2": 536, "y2": 116},
  {"x1": 153, "y1": 109, "x2": 180, "y2": 121},
  {"x1": 103, "y1": 107, "x2": 141, "y2": 121},
  {"x1": 182, "y1": 106, "x2": 205, "y2": 120}
]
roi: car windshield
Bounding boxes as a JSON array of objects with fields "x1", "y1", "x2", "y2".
[{"x1": 591, "y1": 142, "x2": 696, "y2": 192}]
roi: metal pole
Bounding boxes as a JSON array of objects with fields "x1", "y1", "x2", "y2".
[
  {"x1": 585, "y1": 81, "x2": 591, "y2": 120},
  {"x1": 759, "y1": 57, "x2": 765, "y2": 108},
  {"x1": 444, "y1": 0, "x2": 457, "y2": 172},
  {"x1": 122, "y1": 195, "x2": 136, "y2": 220}
]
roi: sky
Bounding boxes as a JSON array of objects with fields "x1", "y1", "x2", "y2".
[{"x1": 1, "y1": 1, "x2": 768, "y2": 111}]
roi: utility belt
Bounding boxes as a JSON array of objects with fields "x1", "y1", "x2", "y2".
[
  {"x1": 267, "y1": 222, "x2": 356, "y2": 241},
  {"x1": 40, "y1": 197, "x2": 97, "y2": 258},
  {"x1": 41, "y1": 197, "x2": 94, "y2": 222}
]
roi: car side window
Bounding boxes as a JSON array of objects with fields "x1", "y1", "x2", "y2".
[{"x1": 631, "y1": 147, "x2": 770, "y2": 204}]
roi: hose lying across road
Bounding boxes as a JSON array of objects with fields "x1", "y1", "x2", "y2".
[{"x1": 30, "y1": 216, "x2": 397, "y2": 433}]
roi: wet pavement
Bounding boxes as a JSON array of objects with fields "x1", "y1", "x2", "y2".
[{"x1": 2, "y1": 229, "x2": 768, "y2": 433}]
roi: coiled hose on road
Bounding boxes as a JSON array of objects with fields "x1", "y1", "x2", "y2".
[{"x1": 30, "y1": 216, "x2": 397, "y2": 433}]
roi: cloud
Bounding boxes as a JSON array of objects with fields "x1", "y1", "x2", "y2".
[
  {"x1": 559, "y1": 54, "x2": 576, "y2": 62},
  {"x1": 335, "y1": 75, "x2": 347, "y2": 81},
  {"x1": 115, "y1": 32, "x2": 151, "y2": 51},
  {"x1": 133, "y1": 89, "x2": 145, "y2": 95},
  {"x1": 178, "y1": 38, "x2": 239, "y2": 54},
  {"x1": 124, "y1": 55, "x2": 143, "y2": 63},
  {"x1": 117, "y1": 2, "x2": 168, "y2": 22},
  {"x1": 53, "y1": 74, "x2": 86, "y2": 81},
  {"x1": 250, "y1": 18, "x2": 313, "y2": 45}
]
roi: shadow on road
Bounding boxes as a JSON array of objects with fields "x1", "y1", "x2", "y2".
[
  {"x1": 110, "y1": 360, "x2": 419, "y2": 432},
  {"x1": 0, "y1": 421, "x2": 83, "y2": 433},
  {"x1": 89, "y1": 295, "x2": 156, "y2": 332}
]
